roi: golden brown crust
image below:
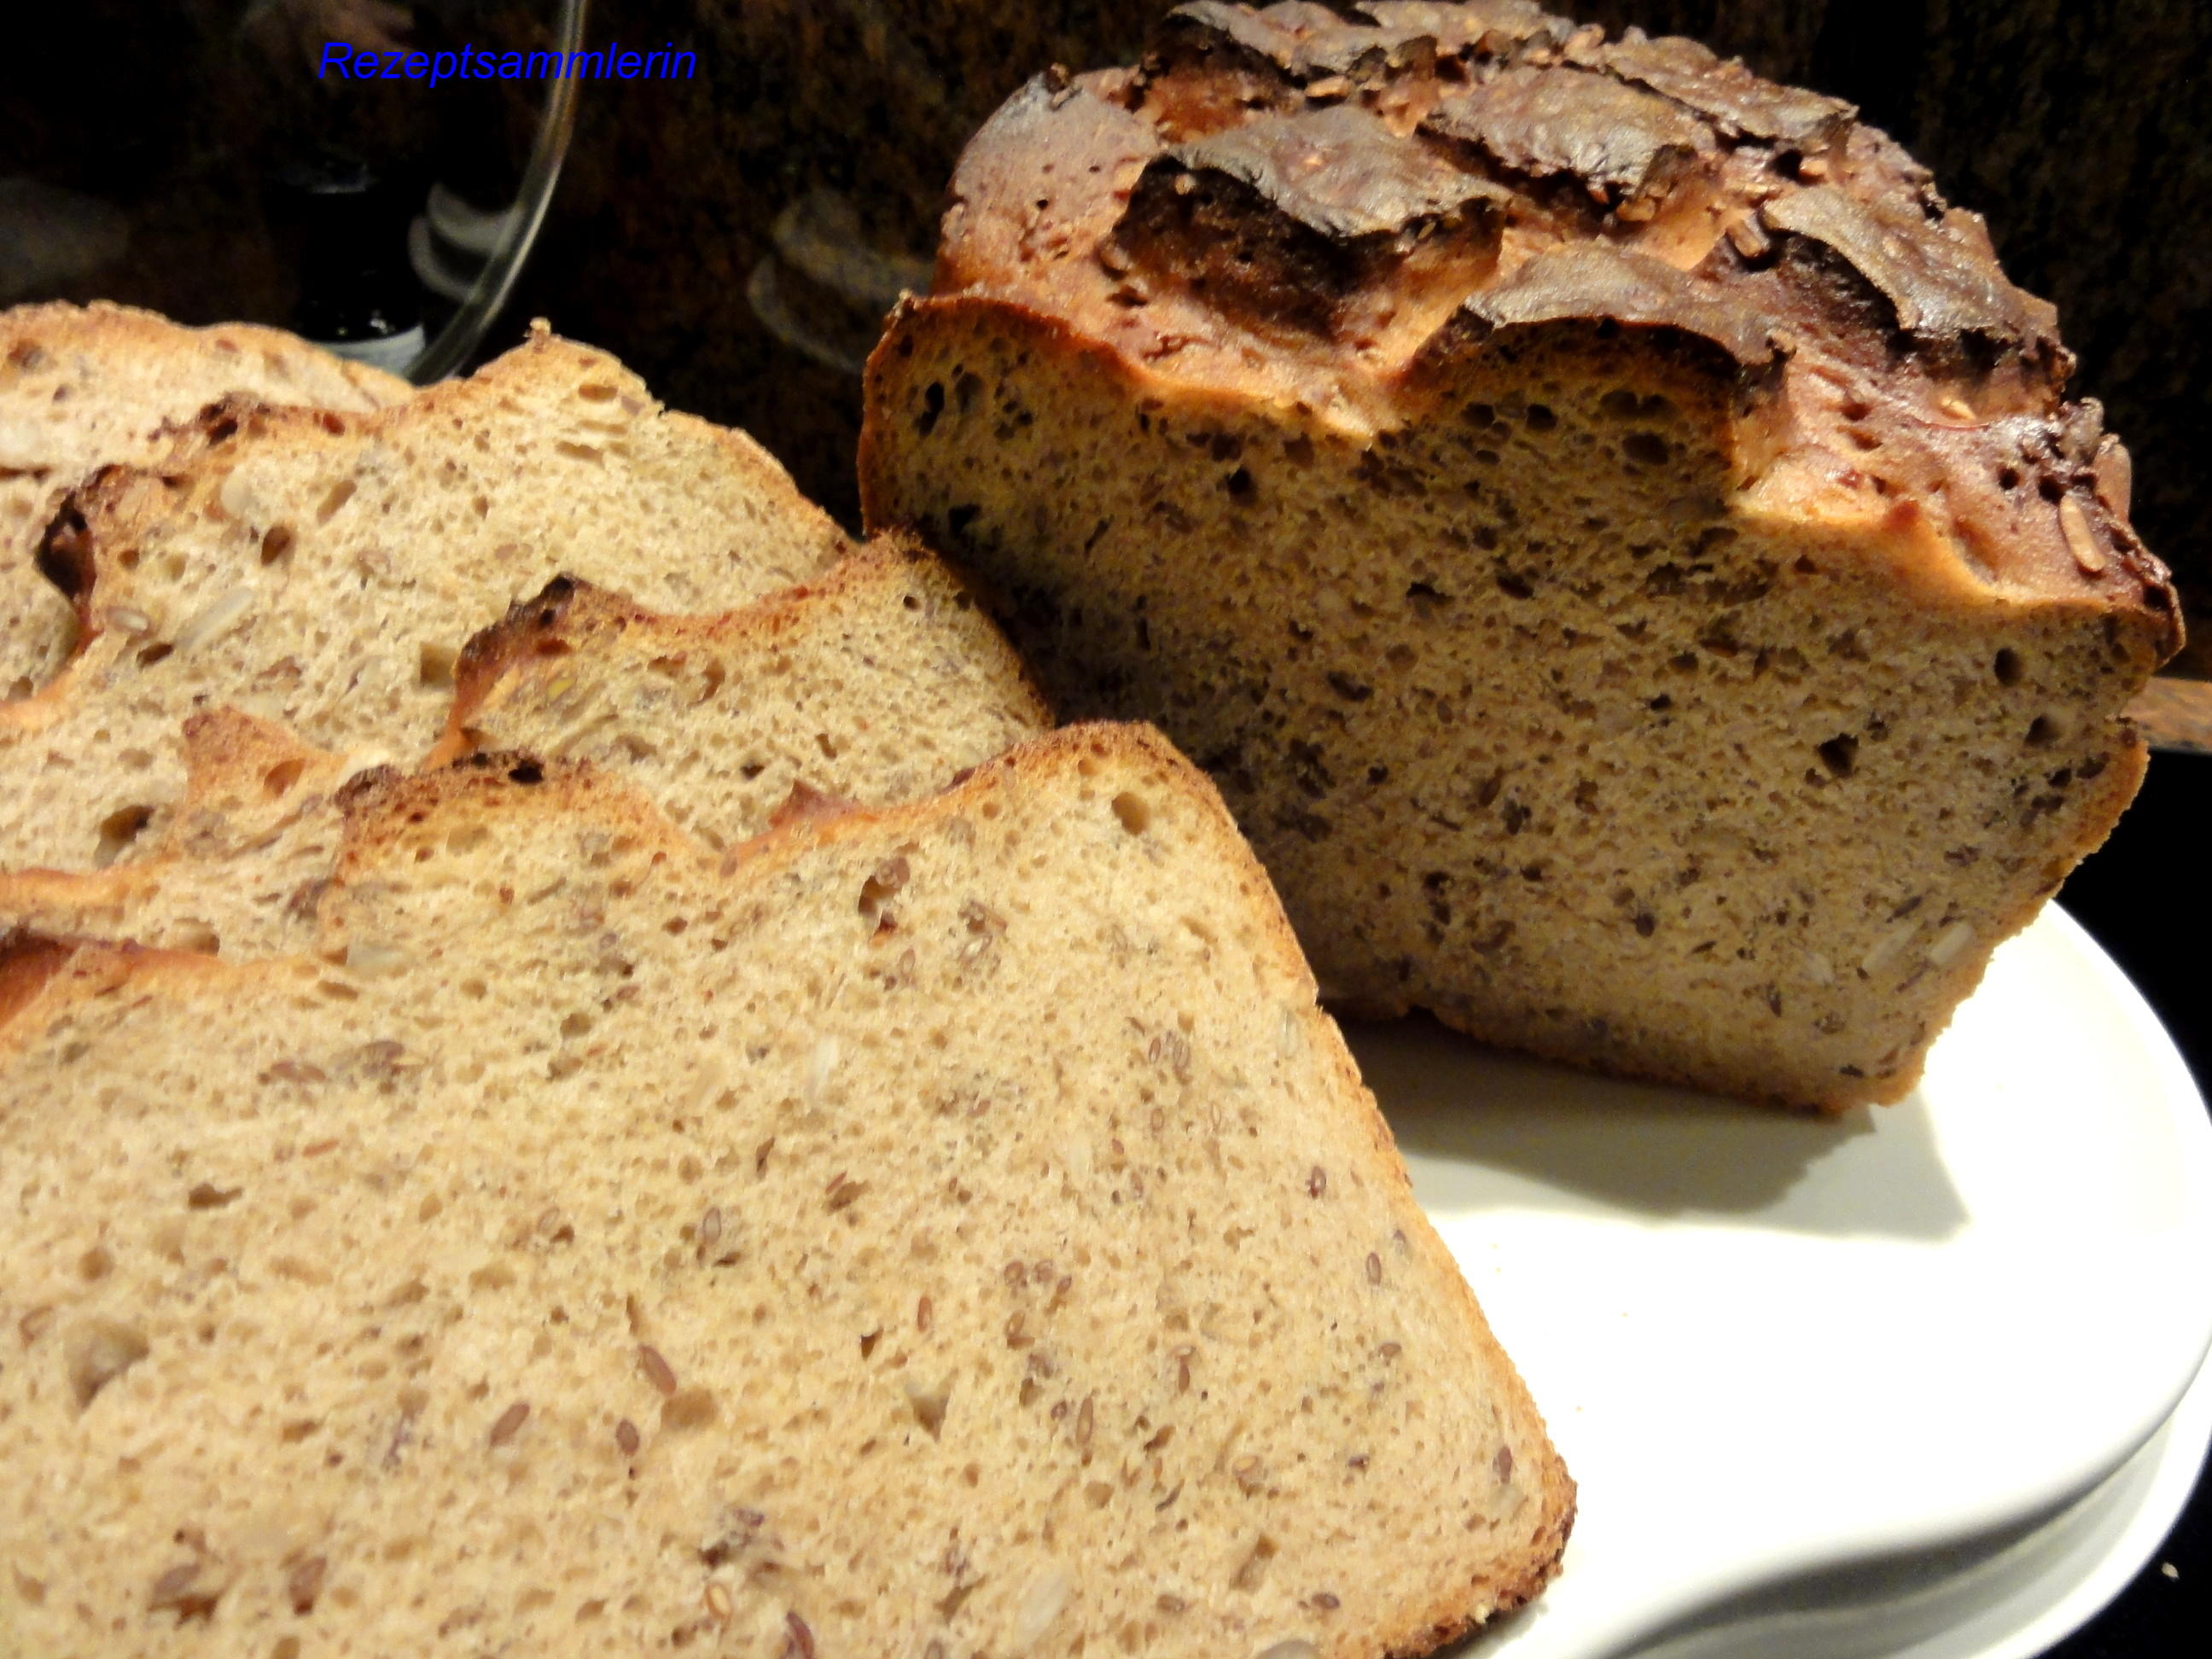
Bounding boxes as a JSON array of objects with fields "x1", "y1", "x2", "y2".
[{"x1": 923, "y1": 2, "x2": 2180, "y2": 641}]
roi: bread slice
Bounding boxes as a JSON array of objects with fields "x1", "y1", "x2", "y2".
[
  {"x1": 860, "y1": 1, "x2": 2183, "y2": 1109},
  {"x1": 0, "y1": 540, "x2": 1052, "y2": 956},
  {"x1": 0, "y1": 707, "x2": 357, "y2": 957},
  {"x1": 0, "y1": 323, "x2": 853, "y2": 872},
  {"x1": 1, "y1": 301, "x2": 410, "y2": 698},
  {"x1": 434, "y1": 536, "x2": 1053, "y2": 851},
  {"x1": 0, "y1": 724, "x2": 1572, "y2": 1658}
]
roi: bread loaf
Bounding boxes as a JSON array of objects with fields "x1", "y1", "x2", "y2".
[
  {"x1": 0, "y1": 301, "x2": 410, "y2": 698},
  {"x1": 860, "y1": 0, "x2": 2183, "y2": 1109},
  {"x1": 0, "y1": 323, "x2": 851, "y2": 872},
  {"x1": 0, "y1": 724, "x2": 1571, "y2": 1657},
  {"x1": 1, "y1": 544, "x2": 1052, "y2": 958}
]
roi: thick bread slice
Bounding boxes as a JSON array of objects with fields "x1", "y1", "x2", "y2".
[
  {"x1": 0, "y1": 724, "x2": 1572, "y2": 1659},
  {"x1": 435, "y1": 536, "x2": 1054, "y2": 851},
  {"x1": 0, "y1": 323, "x2": 853, "y2": 871},
  {"x1": 861, "y1": 1, "x2": 2182, "y2": 1110},
  {"x1": 0, "y1": 543, "x2": 1052, "y2": 957},
  {"x1": 0, "y1": 301, "x2": 410, "y2": 698}
]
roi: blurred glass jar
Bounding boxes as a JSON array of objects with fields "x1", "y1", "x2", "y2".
[{"x1": 0, "y1": 0, "x2": 586, "y2": 380}]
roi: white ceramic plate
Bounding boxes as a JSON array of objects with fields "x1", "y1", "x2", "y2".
[{"x1": 1347, "y1": 905, "x2": 2212, "y2": 1659}]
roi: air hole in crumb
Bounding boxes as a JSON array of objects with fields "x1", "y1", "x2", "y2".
[
  {"x1": 66, "y1": 1318, "x2": 148, "y2": 1408},
  {"x1": 1525, "y1": 405, "x2": 1557, "y2": 430},
  {"x1": 508, "y1": 761, "x2": 544, "y2": 785},
  {"x1": 1622, "y1": 432, "x2": 1668, "y2": 466},
  {"x1": 1112, "y1": 793, "x2": 1150, "y2": 834},
  {"x1": 1994, "y1": 649, "x2": 2023, "y2": 686},
  {"x1": 419, "y1": 644, "x2": 457, "y2": 688},
  {"x1": 262, "y1": 759, "x2": 305, "y2": 797},
  {"x1": 136, "y1": 641, "x2": 173, "y2": 668},
  {"x1": 1817, "y1": 735, "x2": 1858, "y2": 777},
  {"x1": 95, "y1": 804, "x2": 156, "y2": 866},
  {"x1": 259, "y1": 524, "x2": 295, "y2": 564},
  {"x1": 2026, "y1": 715, "x2": 2059, "y2": 748}
]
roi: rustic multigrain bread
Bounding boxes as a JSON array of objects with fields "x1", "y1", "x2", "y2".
[
  {"x1": 434, "y1": 537, "x2": 1054, "y2": 851},
  {"x1": 0, "y1": 323, "x2": 853, "y2": 872},
  {"x1": 861, "y1": 0, "x2": 2185, "y2": 1109},
  {"x1": 0, "y1": 724, "x2": 1572, "y2": 1659},
  {"x1": 0, "y1": 301, "x2": 410, "y2": 698},
  {"x1": 0, "y1": 544, "x2": 1053, "y2": 958},
  {"x1": 0, "y1": 707, "x2": 353, "y2": 957}
]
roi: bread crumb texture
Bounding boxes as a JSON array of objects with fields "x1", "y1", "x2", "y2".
[
  {"x1": 860, "y1": 0, "x2": 2183, "y2": 1110},
  {"x1": 0, "y1": 725, "x2": 1571, "y2": 1657},
  {"x1": 0, "y1": 323, "x2": 852, "y2": 873},
  {"x1": 0, "y1": 537, "x2": 1051, "y2": 963},
  {"x1": 0, "y1": 301, "x2": 410, "y2": 698}
]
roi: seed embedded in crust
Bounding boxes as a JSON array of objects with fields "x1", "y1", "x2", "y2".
[
  {"x1": 615, "y1": 1418, "x2": 641, "y2": 1456},
  {"x1": 2058, "y1": 495, "x2": 2107, "y2": 574},
  {"x1": 917, "y1": 1295, "x2": 934, "y2": 1332},
  {"x1": 1365, "y1": 1252, "x2": 1383, "y2": 1285},
  {"x1": 638, "y1": 1344, "x2": 678, "y2": 1396},
  {"x1": 704, "y1": 1582, "x2": 734, "y2": 1621}
]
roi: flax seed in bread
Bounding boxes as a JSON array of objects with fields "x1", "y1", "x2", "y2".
[
  {"x1": 860, "y1": 0, "x2": 2183, "y2": 1109},
  {"x1": 0, "y1": 301, "x2": 410, "y2": 698},
  {"x1": 0, "y1": 323, "x2": 852, "y2": 873},
  {"x1": 0, "y1": 724, "x2": 1571, "y2": 1658}
]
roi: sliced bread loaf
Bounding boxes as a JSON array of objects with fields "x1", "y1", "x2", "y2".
[
  {"x1": 0, "y1": 301, "x2": 410, "y2": 698},
  {"x1": 0, "y1": 323, "x2": 853, "y2": 872},
  {"x1": 0, "y1": 723, "x2": 1571, "y2": 1658},
  {"x1": 860, "y1": 0, "x2": 2182, "y2": 1109},
  {"x1": 0, "y1": 541, "x2": 1051, "y2": 957}
]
